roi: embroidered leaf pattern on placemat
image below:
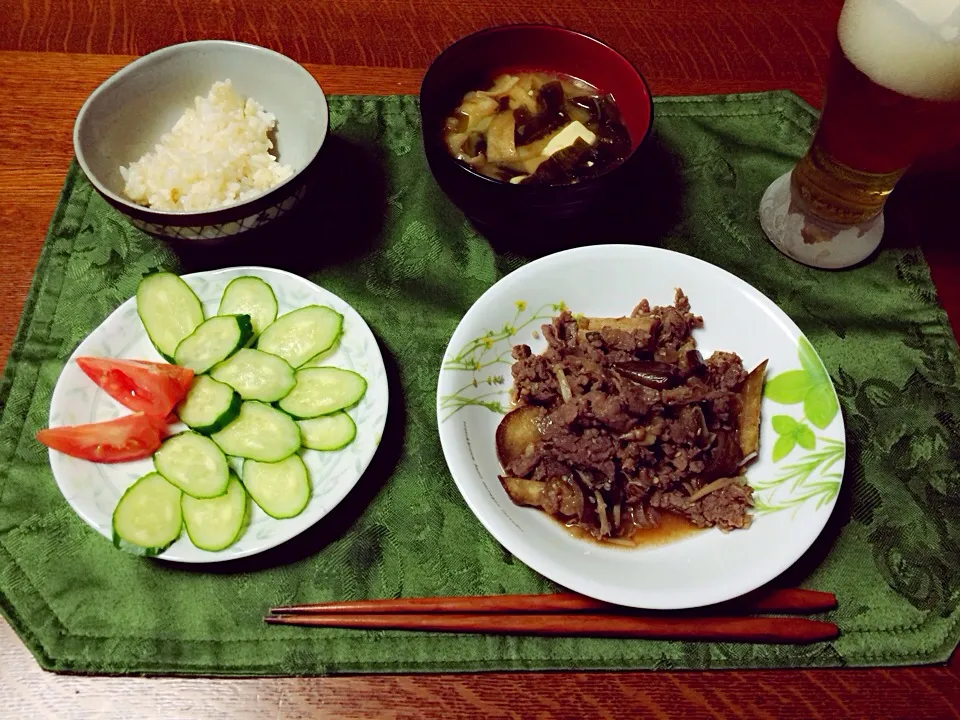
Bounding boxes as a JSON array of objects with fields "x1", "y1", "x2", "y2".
[{"x1": 0, "y1": 93, "x2": 958, "y2": 675}]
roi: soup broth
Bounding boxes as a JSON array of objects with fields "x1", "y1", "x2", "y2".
[{"x1": 443, "y1": 71, "x2": 632, "y2": 185}]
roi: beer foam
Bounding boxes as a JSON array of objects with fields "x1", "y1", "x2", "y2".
[{"x1": 839, "y1": 0, "x2": 960, "y2": 100}]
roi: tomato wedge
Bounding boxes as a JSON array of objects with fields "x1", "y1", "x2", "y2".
[
  {"x1": 75, "y1": 357, "x2": 194, "y2": 417},
  {"x1": 36, "y1": 413, "x2": 167, "y2": 463}
]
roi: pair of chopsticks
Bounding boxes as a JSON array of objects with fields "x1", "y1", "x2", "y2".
[{"x1": 266, "y1": 589, "x2": 838, "y2": 644}]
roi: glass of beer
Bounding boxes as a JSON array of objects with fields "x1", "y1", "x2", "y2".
[{"x1": 759, "y1": 0, "x2": 960, "y2": 269}]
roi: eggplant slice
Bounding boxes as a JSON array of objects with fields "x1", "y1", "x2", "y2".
[
  {"x1": 738, "y1": 359, "x2": 768, "y2": 462},
  {"x1": 495, "y1": 405, "x2": 547, "y2": 470}
]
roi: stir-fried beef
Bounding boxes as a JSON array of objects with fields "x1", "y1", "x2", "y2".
[{"x1": 500, "y1": 289, "x2": 756, "y2": 541}]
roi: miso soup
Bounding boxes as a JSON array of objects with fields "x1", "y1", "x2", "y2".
[{"x1": 443, "y1": 72, "x2": 632, "y2": 185}]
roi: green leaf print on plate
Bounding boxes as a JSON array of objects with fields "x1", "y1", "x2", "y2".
[
  {"x1": 755, "y1": 336, "x2": 844, "y2": 515},
  {"x1": 764, "y1": 337, "x2": 839, "y2": 430},
  {"x1": 439, "y1": 300, "x2": 563, "y2": 420},
  {"x1": 771, "y1": 415, "x2": 817, "y2": 460}
]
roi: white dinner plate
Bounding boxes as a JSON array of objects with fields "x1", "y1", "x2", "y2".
[
  {"x1": 436, "y1": 245, "x2": 845, "y2": 609},
  {"x1": 48, "y1": 266, "x2": 389, "y2": 563}
]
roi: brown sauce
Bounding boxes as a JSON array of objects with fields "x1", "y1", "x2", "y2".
[{"x1": 559, "y1": 512, "x2": 703, "y2": 548}]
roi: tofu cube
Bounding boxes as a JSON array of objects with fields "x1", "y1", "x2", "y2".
[{"x1": 541, "y1": 121, "x2": 597, "y2": 158}]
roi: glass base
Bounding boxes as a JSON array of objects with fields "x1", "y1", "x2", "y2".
[{"x1": 759, "y1": 171, "x2": 884, "y2": 269}]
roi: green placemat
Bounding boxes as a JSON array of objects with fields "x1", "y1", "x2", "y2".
[{"x1": 1, "y1": 92, "x2": 959, "y2": 675}]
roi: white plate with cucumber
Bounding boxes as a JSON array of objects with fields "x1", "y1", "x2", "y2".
[{"x1": 48, "y1": 266, "x2": 389, "y2": 563}]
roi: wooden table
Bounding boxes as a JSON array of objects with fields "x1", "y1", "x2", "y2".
[{"x1": 1, "y1": 2, "x2": 958, "y2": 717}]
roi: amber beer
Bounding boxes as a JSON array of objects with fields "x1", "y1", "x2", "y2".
[{"x1": 791, "y1": 0, "x2": 960, "y2": 226}]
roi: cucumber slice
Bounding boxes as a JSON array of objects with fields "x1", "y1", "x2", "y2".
[
  {"x1": 242, "y1": 455, "x2": 310, "y2": 519},
  {"x1": 209, "y1": 348, "x2": 295, "y2": 402},
  {"x1": 256, "y1": 305, "x2": 343, "y2": 368},
  {"x1": 112, "y1": 472, "x2": 183, "y2": 556},
  {"x1": 278, "y1": 367, "x2": 367, "y2": 419},
  {"x1": 211, "y1": 401, "x2": 301, "y2": 462},
  {"x1": 181, "y1": 473, "x2": 249, "y2": 551},
  {"x1": 154, "y1": 431, "x2": 230, "y2": 499},
  {"x1": 137, "y1": 273, "x2": 204, "y2": 362},
  {"x1": 301, "y1": 337, "x2": 341, "y2": 368},
  {"x1": 218, "y1": 276, "x2": 278, "y2": 337},
  {"x1": 298, "y1": 412, "x2": 357, "y2": 451},
  {"x1": 174, "y1": 314, "x2": 254, "y2": 374},
  {"x1": 177, "y1": 375, "x2": 242, "y2": 435}
]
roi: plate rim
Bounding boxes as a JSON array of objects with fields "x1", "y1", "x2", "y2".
[
  {"x1": 436, "y1": 244, "x2": 845, "y2": 609},
  {"x1": 48, "y1": 265, "x2": 389, "y2": 564}
]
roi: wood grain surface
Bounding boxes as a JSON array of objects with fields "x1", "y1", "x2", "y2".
[
  {"x1": 1, "y1": 0, "x2": 959, "y2": 717},
  {"x1": 2, "y1": 619, "x2": 959, "y2": 720},
  {"x1": 2, "y1": 0, "x2": 840, "y2": 90}
]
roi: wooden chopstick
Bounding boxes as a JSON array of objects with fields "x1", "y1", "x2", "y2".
[
  {"x1": 265, "y1": 612, "x2": 838, "y2": 644},
  {"x1": 265, "y1": 589, "x2": 838, "y2": 644},
  {"x1": 269, "y1": 588, "x2": 836, "y2": 616}
]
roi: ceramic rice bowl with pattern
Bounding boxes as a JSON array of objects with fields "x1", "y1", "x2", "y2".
[{"x1": 73, "y1": 41, "x2": 328, "y2": 242}]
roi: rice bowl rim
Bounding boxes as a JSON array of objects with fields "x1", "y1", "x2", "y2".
[{"x1": 73, "y1": 40, "x2": 328, "y2": 221}]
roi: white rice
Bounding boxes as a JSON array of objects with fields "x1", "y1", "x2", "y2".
[{"x1": 120, "y1": 80, "x2": 294, "y2": 212}]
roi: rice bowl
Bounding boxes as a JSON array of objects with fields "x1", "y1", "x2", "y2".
[{"x1": 73, "y1": 40, "x2": 328, "y2": 241}]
